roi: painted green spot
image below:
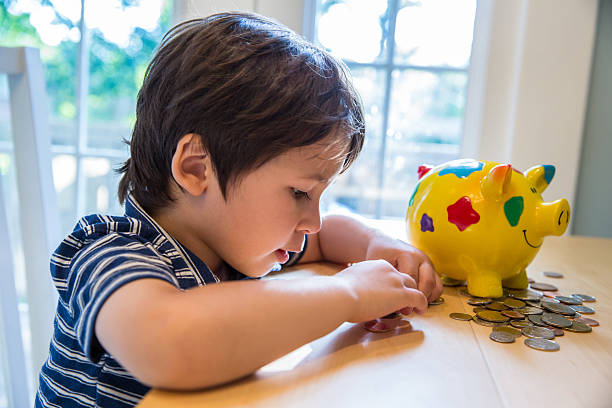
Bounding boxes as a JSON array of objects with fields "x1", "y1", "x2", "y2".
[
  {"x1": 504, "y1": 196, "x2": 524, "y2": 227},
  {"x1": 409, "y1": 181, "x2": 420, "y2": 207}
]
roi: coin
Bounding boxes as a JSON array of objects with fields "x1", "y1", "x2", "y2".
[
  {"x1": 569, "y1": 305, "x2": 595, "y2": 314},
  {"x1": 511, "y1": 289, "x2": 543, "y2": 302},
  {"x1": 555, "y1": 295, "x2": 582, "y2": 305},
  {"x1": 510, "y1": 320, "x2": 532, "y2": 328},
  {"x1": 490, "y1": 331, "x2": 515, "y2": 343},
  {"x1": 486, "y1": 301, "x2": 508, "y2": 311},
  {"x1": 502, "y1": 310, "x2": 525, "y2": 319},
  {"x1": 541, "y1": 312, "x2": 573, "y2": 328},
  {"x1": 530, "y1": 282, "x2": 558, "y2": 291},
  {"x1": 477, "y1": 310, "x2": 510, "y2": 323},
  {"x1": 573, "y1": 317, "x2": 599, "y2": 327},
  {"x1": 503, "y1": 298, "x2": 526, "y2": 309},
  {"x1": 542, "y1": 291, "x2": 558, "y2": 298},
  {"x1": 572, "y1": 293, "x2": 596, "y2": 302},
  {"x1": 528, "y1": 314, "x2": 549, "y2": 327},
  {"x1": 524, "y1": 338, "x2": 560, "y2": 351},
  {"x1": 493, "y1": 326, "x2": 522, "y2": 338},
  {"x1": 565, "y1": 321, "x2": 593, "y2": 333},
  {"x1": 541, "y1": 301, "x2": 576, "y2": 316},
  {"x1": 522, "y1": 326, "x2": 555, "y2": 339},
  {"x1": 458, "y1": 288, "x2": 472, "y2": 297},
  {"x1": 429, "y1": 297, "x2": 445, "y2": 305},
  {"x1": 381, "y1": 312, "x2": 402, "y2": 319},
  {"x1": 364, "y1": 319, "x2": 392, "y2": 333},
  {"x1": 516, "y1": 306, "x2": 543, "y2": 315},
  {"x1": 441, "y1": 276, "x2": 466, "y2": 287},
  {"x1": 450, "y1": 313, "x2": 473, "y2": 321},
  {"x1": 528, "y1": 277, "x2": 535, "y2": 283},
  {"x1": 551, "y1": 327, "x2": 564, "y2": 336},
  {"x1": 542, "y1": 271, "x2": 564, "y2": 278},
  {"x1": 468, "y1": 297, "x2": 492, "y2": 306},
  {"x1": 472, "y1": 316, "x2": 505, "y2": 327},
  {"x1": 473, "y1": 307, "x2": 487, "y2": 313}
]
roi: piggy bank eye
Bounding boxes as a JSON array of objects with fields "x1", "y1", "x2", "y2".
[{"x1": 530, "y1": 187, "x2": 537, "y2": 194}]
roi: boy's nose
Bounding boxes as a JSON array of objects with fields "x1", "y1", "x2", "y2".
[{"x1": 298, "y1": 205, "x2": 322, "y2": 234}]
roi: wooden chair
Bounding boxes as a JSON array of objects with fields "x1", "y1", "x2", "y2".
[{"x1": 0, "y1": 46, "x2": 60, "y2": 406}]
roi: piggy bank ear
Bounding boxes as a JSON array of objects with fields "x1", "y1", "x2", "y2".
[
  {"x1": 417, "y1": 164, "x2": 433, "y2": 179},
  {"x1": 480, "y1": 164, "x2": 512, "y2": 201},
  {"x1": 525, "y1": 165, "x2": 555, "y2": 193}
]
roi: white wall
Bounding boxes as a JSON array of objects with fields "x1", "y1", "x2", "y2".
[
  {"x1": 174, "y1": 0, "x2": 305, "y2": 34},
  {"x1": 462, "y1": 0, "x2": 598, "y2": 225}
]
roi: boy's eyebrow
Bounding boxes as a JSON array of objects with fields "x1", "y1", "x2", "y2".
[{"x1": 300, "y1": 174, "x2": 332, "y2": 183}]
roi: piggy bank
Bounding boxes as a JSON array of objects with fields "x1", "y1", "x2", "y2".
[{"x1": 405, "y1": 159, "x2": 570, "y2": 298}]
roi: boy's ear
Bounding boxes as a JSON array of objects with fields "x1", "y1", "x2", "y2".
[{"x1": 171, "y1": 133, "x2": 212, "y2": 196}]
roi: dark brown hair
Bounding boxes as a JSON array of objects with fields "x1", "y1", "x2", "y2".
[{"x1": 118, "y1": 12, "x2": 365, "y2": 213}]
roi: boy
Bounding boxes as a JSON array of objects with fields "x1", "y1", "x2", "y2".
[{"x1": 36, "y1": 12, "x2": 442, "y2": 407}]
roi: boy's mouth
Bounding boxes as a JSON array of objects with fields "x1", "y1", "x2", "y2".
[{"x1": 275, "y1": 249, "x2": 290, "y2": 263}]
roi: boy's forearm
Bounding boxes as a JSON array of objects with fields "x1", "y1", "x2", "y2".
[
  {"x1": 304, "y1": 215, "x2": 378, "y2": 264},
  {"x1": 135, "y1": 277, "x2": 355, "y2": 389}
]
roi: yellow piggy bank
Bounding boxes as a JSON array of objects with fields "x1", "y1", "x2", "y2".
[{"x1": 406, "y1": 159, "x2": 570, "y2": 298}]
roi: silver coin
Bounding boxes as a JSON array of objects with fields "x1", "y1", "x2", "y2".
[
  {"x1": 572, "y1": 293, "x2": 596, "y2": 302},
  {"x1": 511, "y1": 289, "x2": 543, "y2": 302},
  {"x1": 472, "y1": 316, "x2": 505, "y2": 327},
  {"x1": 530, "y1": 282, "x2": 558, "y2": 291},
  {"x1": 554, "y1": 295, "x2": 582, "y2": 305},
  {"x1": 441, "y1": 276, "x2": 466, "y2": 287},
  {"x1": 541, "y1": 312, "x2": 573, "y2": 328},
  {"x1": 565, "y1": 321, "x2": 593, "y2": 333},
  {"x1": 569, "y1": 305, "x2": 595, "y2": 314},
  {"x1": 521, "y1": 326, "x2": 555, "y2": 339},
  {"x1": 516, "y1": 306, "x2": 543, "y2": 315},
  {"x1": 542, "y1": 271, "x2": 564, "y2": 278},
  {"x1": 540, "y1": 301, "x2": 576, "y2": 316},
  {"x1": 524, "y1": 338, "x2": 560, "y2": 351},
  {"x1": 527, "y1": 314, "x2": 549, "y2": 327},
  {"x1": 490, "y1": 331, "x2": 515, "y2": 343}
]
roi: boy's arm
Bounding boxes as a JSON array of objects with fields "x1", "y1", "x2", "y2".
[
  {"x1": 95, "y1": 261, "x2": 427, "y2": 390},
  {"x1": 299, "y1": 214, "x2": 442, "y2": 301}
]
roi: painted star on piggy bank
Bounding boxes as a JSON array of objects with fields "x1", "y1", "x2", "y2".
[{"x1": 405, "y1": 159, "x2": 570, "y2": 298}]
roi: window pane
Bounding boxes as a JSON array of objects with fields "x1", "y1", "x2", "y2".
[
  {"x1": 81, "y1": 156, "x2": 124, "y2": 216},
  {"x1": 85, "y1": 0, "x2": 172, "y2": 150},
  {"x1": 0, "y1": 1, "x2": 79, "y2": 146},
  {"x1": 383, "y1": 69, "x2": 466, "y2": 217},
  {"x1": 0, "y1": 76, "x2": 9, "y2": 143},
  {"x1": 395, "y1": 0, "x2": 476, "y2": 68},
  {"x1": 52, "y1": 154, "x2": 77, "y2": 234},
  {"x1": 322, "y1": 67, "x2": 386, "y2": 217},
  {"x1": 316, "y1": 0, "x2": 389, "y2": 64}
]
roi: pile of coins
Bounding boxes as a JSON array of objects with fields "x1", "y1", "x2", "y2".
[{"x1": 443, "y1": 274, "x2": 598, "y2": 351}]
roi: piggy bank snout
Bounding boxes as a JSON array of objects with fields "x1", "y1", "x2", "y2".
[{"x1": 537, "y1": 198, "x2": 570, "y2": 237}]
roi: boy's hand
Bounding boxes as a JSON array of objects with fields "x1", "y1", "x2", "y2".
[
  {"x1": 365, "y1": 233, "x2": 443, "y2": 303},
  {"x1": 334, "y1": 260, "x2": 429, "y2": 322}
]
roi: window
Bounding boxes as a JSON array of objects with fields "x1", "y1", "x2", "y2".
[
  {"x1": 0, "y1": 0, "x2": 171, "y2": 401},
  {"x1": 311, "y1": 0, "x2": 477, "y2": 218}
]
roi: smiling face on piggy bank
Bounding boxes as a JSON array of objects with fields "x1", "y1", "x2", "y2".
[{"x1": 406, "y1": 159, "x2": 570, "y2": 298}]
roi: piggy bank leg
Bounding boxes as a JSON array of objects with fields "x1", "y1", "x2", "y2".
[
  {"x1": 467, "y1": 273, "x2": 503, "y2": 298},
  {"x1": 501, "y1": 269, "x2": 529, "y2": 290}
]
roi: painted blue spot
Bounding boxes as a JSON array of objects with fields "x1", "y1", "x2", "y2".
[
  {"x1": 543, "y1": 165, "x2": 555, "y2": 185},
  {"x1": 420, "y1": 213, "x2": 434, "y2": 232},
  {"x1": 439, "y1": 160, "x2": 484, "y2": 179},
  {"x1": 409, "y1": 181, "x2": 420, "y2": 207}
]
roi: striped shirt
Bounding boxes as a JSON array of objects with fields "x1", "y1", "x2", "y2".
[{"x1": 35, "y1": 195, "x2": 305, "y2": 407}]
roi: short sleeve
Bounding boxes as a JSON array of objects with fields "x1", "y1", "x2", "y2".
[{"x1": 66, "y1": 233, "x2": 179, "y2": 362}]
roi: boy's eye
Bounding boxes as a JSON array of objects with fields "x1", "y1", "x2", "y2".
[{"x1": 292, "y1": 188, "x2": 311, "y2": 200}]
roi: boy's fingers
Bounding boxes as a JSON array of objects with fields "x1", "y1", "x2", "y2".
[
  {"x1": 404, "y1": 288, "x2": 428, "y2": 314},
  {"x1": 417, "y1": 262, "x2": 439, "y2": 301}
]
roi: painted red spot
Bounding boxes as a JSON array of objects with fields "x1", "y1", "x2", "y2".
[
  {"x1": 418, "y1": 165, "x2": 433, "y2": 179},
  {"x1": 447, "y1": 196, "x2": 480, "y2": 231}
]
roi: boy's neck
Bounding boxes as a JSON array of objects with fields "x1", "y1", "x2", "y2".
[{"x1": 152, "y1": 206, "x2": 223, "y2": 276}]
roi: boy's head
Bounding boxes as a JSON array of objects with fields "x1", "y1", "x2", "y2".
[{"x1": 118, "y1": 12, "x2": 365, "y2": 213}]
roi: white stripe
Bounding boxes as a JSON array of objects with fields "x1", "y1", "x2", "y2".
[
  {"x1": 39, "y1": 371, "x2": 96, "y2": 406},
  {"x1": 47, "y1": 358, "x2": 97, "y2": 386},
  {"x1": 97, "y1": 383, "x2": 142, "y2": 404}
]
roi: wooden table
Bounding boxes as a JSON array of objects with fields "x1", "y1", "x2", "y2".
[{"x1": 139, "y1": 233, "x2": 612, "y2": 408}]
